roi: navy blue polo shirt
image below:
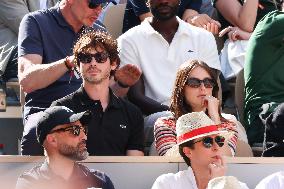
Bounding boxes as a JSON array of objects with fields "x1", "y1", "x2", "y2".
[
  {"x1": 51, "y1": 86, "x2": 144, "y2": 156},
  {"x1": 18, "y1": 6, "x2": 82, "y2": 118},
  {"x1": 122, "y1": 0, "x2": 202, "y2": 33}
]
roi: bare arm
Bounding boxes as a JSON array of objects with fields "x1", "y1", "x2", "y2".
[
  {"x1": 126, "y1": 150, "x2": 144, "y2": 156},
  {"x1": 18, "y1": 54, "x2": 71, "y2": 93},
  {"x1": 215, "y1": 0, "x2": 259, "y2": 32}
]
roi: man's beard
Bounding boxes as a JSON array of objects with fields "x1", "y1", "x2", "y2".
[
  {"x1": 58, "y1": 140, "x2": 89, "y2": 161},
  {"x1": 83, "y1": 66, "x2": 111, "y2": 84},
  {"x1": 150, "y1": 3, "x2": 179, "y2": 21}
]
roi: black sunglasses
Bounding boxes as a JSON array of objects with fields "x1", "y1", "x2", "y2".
[
  {"x1": 77, "y1": 52, "x2": 109, "y2": 64},
  {"x1": 186, "y1": 78, "x2": 215, "y2": 88},
  {"x1": 193, "y1": 136, "x2": 225, "y2": 148},
  {"x1": 50, "y1": 125, "x2": 88, "y2": 136},
  {"x1": 88, "y1": 0, "x2": 109, "y2": 9}
]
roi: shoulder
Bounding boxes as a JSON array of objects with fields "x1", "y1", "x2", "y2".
[
  {"x1": 118, "y1": 21, "x2": 150, "y2": 41},
  {"x1": 256, "y1": 171, "x2": 284, "y2": 188},
  {"x1": 154, "y1": 115, "x2": 176, "y2": 129},
  {"x1": 16, "y1": 164, "x2": 43, "y2": 185},
  {"x1": 51, "y1": 90, "x2": 78, "y2": 107}
]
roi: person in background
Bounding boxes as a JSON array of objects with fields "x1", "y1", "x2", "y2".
[
  {"x1": 16, "y1": 106, "x2": 115, "y2": 189},
  {"x1": 122, "y1": 0, "x2": 221, "y2": 34},
  {"x1": 255, "y1": 171, "x2": 284, "y2": 189},
  {"x1": 154, "y1": 60, "x2": 252, "y2": 157},
  {"x1": 52, "y1": 31, "x2": 144, "y2": 156},
  {"x1": 244, "y1": 0, "x2": 284, "y2": 149},
  {"x1": 151, "y1": 111, "x2": 249, "y2": 189}
]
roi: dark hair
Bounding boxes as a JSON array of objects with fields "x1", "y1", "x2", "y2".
[
  {"x1": 170, "y1": 60, "x2": 220, "y2": 120},
  {"x1": 272, "y1": 0, "x2": 284, "y2": 10},
  {"x1": 179, "y1": 140, "x2": 195, "y2": 166},
  {"x1": 73, "y1": 30, "x2": 120, "y2": 76}
]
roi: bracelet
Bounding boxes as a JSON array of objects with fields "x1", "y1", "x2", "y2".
[
  {"x1": 64, "y1": 56, "x2": 73, "y2": 71},
  {"x1": 117, "y1": 80, "x2": 129, "y2": 88}
]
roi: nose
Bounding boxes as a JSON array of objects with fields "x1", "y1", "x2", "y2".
[
  {"x1": 211, "y1": 140, "x2": 220, "y2": 151},
  {"x1": 79, "y1": 128, "x2": 87, "y2": 140},
  {"x1": 199, "y1": 83, "x2": 206, "y2": 91}
]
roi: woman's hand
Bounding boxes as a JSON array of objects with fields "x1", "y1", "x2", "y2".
[
  {"x1": 186, "y1": 14, "x2": 221, "y2": 35},
  {"x1": 203, "y1": 95, "x2": 221, "y2": 124},
  {"x1": 208, "y1": 155, "x2": 226, "y2": 179},
  {"x1": 219, "y1": 26, "x2": 252, "y2": 41}
]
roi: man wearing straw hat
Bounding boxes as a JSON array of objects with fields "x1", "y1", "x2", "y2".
[{"x1": 152, "y1": 111, "x2": 248, "y2": 189}]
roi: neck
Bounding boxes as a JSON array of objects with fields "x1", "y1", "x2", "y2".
[
  {"x1": 47, "y1": 155, "x2": 75, "y2": 180},
  {"x1": 83, "y1": 81, "x2": 110, "y2": 111},
  {"x1": 60, "y1": 1, "x2": 83, "y2": 33},
  {"x1": 192, "y1": 106, "x2": 206, "y2": 112},
  {"x1": 191, "y1": 165, "x2": 211, "y2": 189},
  {"x1": 150, "y1": 16, "x2": 179, "y2": 43}
]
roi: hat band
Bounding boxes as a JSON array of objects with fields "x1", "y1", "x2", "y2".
[{"x1": 177, "y1": 125, "x2": 219, "y2": 144}]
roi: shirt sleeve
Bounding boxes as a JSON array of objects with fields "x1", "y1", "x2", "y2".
[
  {"x1": 18, "y1": 13, "x2": 43, "y2": 57},
  {"x1": 129, "y1": 0, "x2": 150, "y2": 16},
  {"x1": 154, "y1": 116, "x2": 177, "y2": 156}
]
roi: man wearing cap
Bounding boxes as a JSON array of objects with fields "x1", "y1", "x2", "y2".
[
  {"x1": 16, "y1": 106, "x2": 115, "y2": 189},
  {"x1": 52, "y1": 31, "x2": 144, "y2": 156},
  {"x1": 19, "y1": 0, "x2": 141, "y2": 155},
  {"x1": 151, "y1": 111, "x2": 248, "y2": 189}
]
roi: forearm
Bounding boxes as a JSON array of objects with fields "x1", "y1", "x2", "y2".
[
  {"x1": 19, "y1": 56, "x2": 70, "y2": 93},
  {"x1": 238, "y1": 0, "x2": 259, "y2": 32},
  {"x1": 126, "y1": 150, "x2": 144, "y2": 156}
]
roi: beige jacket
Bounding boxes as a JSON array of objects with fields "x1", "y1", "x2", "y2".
[{"x1": 0, "y1": 0, "x2": 58, "y2": 75}]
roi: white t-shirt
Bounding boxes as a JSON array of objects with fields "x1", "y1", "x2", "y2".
[
  {"x1": 118, "y1": 17, "x2": 220, "y2": 106},
  {"x1": 255, "y1": 171, "x2": 284, "y2": 189},
  {"x1": 151, "y1": 167, "x2": 249, "y2": 189}
]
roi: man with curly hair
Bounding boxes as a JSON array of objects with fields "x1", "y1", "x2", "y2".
[{"x1": 51, "y1": 31, "x2": 144, "y2": 156}]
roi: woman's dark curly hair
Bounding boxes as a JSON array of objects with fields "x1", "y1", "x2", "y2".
[{"x1": 73, "y1": 30, "x2": 120, "y2": 76}]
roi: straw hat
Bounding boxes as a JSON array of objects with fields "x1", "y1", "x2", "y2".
[
  {"x1": 165, "y1": 112, "x2": 231, "y2": 157},
  {"x1": 176, "y1": 111, "x2": 230, "y2": 145}
]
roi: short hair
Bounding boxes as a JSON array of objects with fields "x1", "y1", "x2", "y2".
[
  {"x1": 273, "y1": 0, "x2": 284, "y2": 10},
  {"x1": 73, "y1": 30, "x2": 120, "y2": 76},
  {"x1": 170, "y1": 60, "x2": 219, "y2": 121},
  {"x1": 179, "y1": 140, "x2": 195, "y2": 166}
]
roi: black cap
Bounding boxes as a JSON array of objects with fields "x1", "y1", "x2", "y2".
[{"x1": 36, "y1": 106, "x2": 91, "y2": 145}]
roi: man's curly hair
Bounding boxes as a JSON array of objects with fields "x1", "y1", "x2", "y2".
[{"x1": 73, "y1": 30, "x2": 120, "y2": 76}]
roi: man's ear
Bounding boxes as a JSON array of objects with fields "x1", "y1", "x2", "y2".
[{"x1": 46, "y1": 134, "x2": 57, "y2": 147}]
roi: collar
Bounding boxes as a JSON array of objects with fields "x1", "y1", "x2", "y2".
[
  {"x1": 39, "y1": 160, "x2": 86, "y2": 181},
  {"x1": 50, "y1": 6, "x2": 84, "y2": 32},
  {"x1": 75, "y1": 86, "x2": 121, "y2": 109},
  {"x1": 141, "y1": 16, "x2": 191, "y2": 37}
]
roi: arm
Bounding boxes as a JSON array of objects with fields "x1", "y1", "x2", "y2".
[
  {"x1": 154, "y1": 117, "x2": 177, "y2": 156},
  {"x1": 126, "y1": 150, "x2": 144, "y2": 156},
  {"x1": 219, "y1": 26, "x2": 252, "y2": 41},
  {"x1": 128, "y1": 78, "x2": 169, "y2": 115},
  {"x1": 0, "y1": 1, "x2": 30, "y2": 35},
  {"x1": 18, "y1": 55, "x2": 72, "y2": 93},
  {"x1": 214, "y1": 0, "x2": 259, "y2": 32}
]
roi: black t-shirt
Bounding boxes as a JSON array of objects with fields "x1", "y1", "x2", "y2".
[{"x1": 51, "y1": 86, "x2": 144, "y2": 155}]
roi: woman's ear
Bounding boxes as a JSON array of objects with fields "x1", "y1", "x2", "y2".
[{"x1": 183, "y1": 146, "x2": 192, "y2": 158}]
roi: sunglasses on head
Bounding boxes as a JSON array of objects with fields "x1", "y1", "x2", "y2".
[
  {"x1": 77, "y1": 52, "x2": 109, "y2": 64},
  {"x1": 193, "y1": 135, "x2": 225, "y2": 148},
  {"x1": 186, "y1": 78, "x2": 215, "y2": 88},
  {"x1": 88, "y1": 0, "x2": 109, "y2": 9},
  {"x1": 50, "y1": 125, "x2": 88, "y2": 136}
]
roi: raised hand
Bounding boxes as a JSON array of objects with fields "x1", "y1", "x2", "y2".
[
  {"x1": 203, "y1": 95, "x2": 221, "y2": 124},
  {"x1": 114, "y1": 64, "x2": 142, "y2": 87},
  {"x1": 208, "y1": 155, "x2": 226, "y2": 179}
]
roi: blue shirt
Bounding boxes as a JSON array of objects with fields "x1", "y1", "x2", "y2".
[{"x1": 18, "y1": 6, "x2": 84, "y2": 118}]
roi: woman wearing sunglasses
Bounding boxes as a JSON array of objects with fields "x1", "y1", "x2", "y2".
[
  {"x1": 152, "y1": 111, "x2": 249, "y2": 189},
  {"x1": 154, "y1": 60, "x2": 252, "y2": 157}
]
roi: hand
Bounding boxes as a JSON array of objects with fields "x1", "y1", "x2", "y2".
[
  {"x1": 114, "y1": 64, "x2": 141, "y2": 87},
  {"x1": 208, "y1": 155, "x2": 226, "y2": 179},
  {"x1": 203, "y1": 95, "x2": 220, "y2": 124},
  {"x1": 187, "y1": 14, "x2": 221, "y2": 35},
  {"x1": 219, "y1": 26, "x2": 252, "y2": 41}
]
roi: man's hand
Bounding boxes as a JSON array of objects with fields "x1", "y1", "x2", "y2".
[
  {"x1": 114, "y1": 64, "x2": 141, "y2": 87},
  {"x1": 208, "y1": 155, "x2": 226, "y2": 179},
  {"x1": 186, "y1": 14, "x2": 221, "y2": 35}
]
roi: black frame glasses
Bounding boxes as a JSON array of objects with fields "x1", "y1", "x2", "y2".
[
  {"x1": 88, "y1": 0, "x2": 109, "y2": 9},
  {"x1": 186, "y1": 78, "x2": 215, "y2": 88},
  {"x1": 193, "y1": 136, "x2": 225, "y2": 148},
  {"x1": 77, "y1": 52, "x2": 109, "y2": 64},
  {"x1": 49, "y1": 125, "x2": 88, "y2": 136}
]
